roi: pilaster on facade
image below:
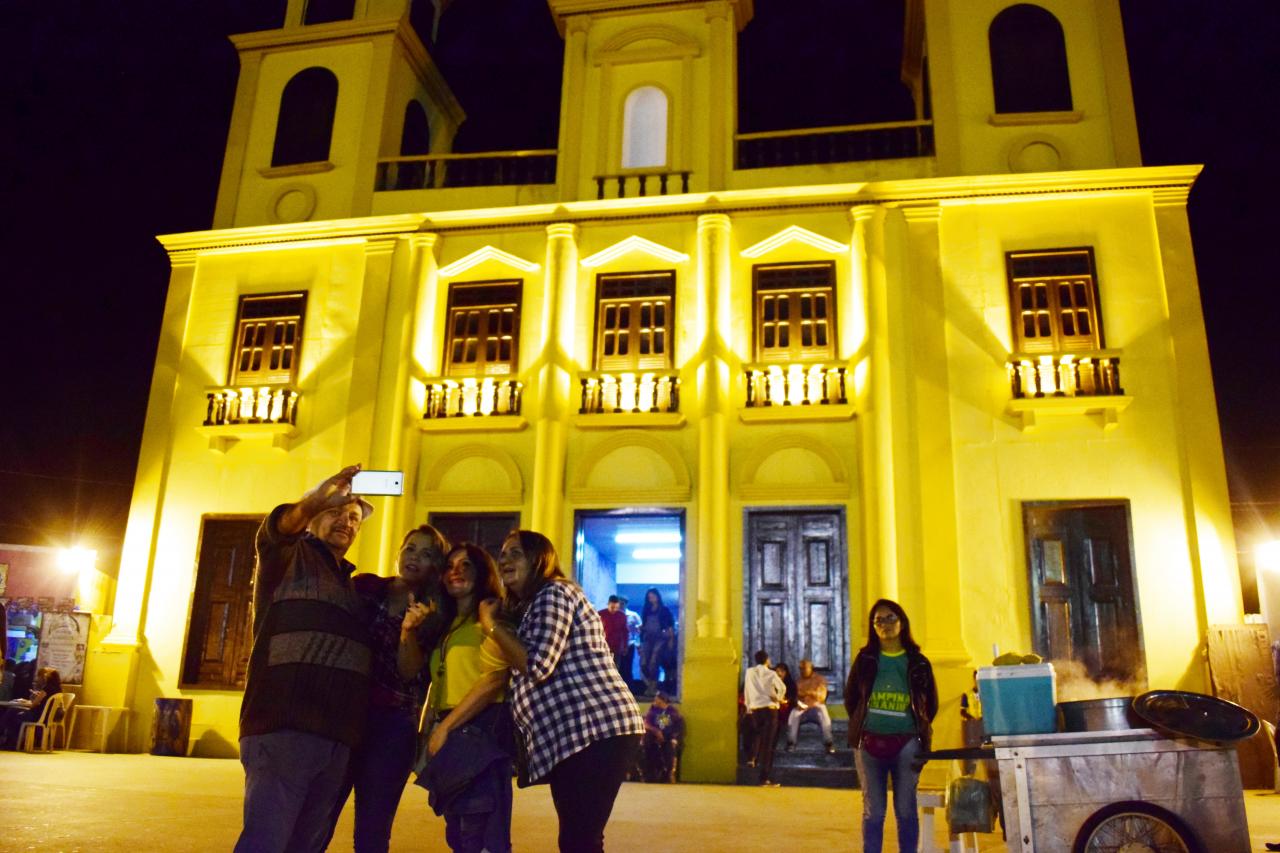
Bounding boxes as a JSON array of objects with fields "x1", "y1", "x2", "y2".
[
  {"x1": 530, "y1": 223, "x2": 579, "y2": 535},
  {"x1": 695, "y1": 212, "x2": 732, "y2": 640}
]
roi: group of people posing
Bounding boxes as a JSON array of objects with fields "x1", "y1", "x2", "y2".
[{"x1": 235, "y1": 465, "x2": 643, "y2": 853}]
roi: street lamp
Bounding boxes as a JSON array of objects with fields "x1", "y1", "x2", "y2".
[{"x1": 56, "y1": 546, "x2": 97, "y2": 576}]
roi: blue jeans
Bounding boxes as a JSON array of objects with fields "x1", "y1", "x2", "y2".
[
  {"x1": 236, "y1": 730, "x2": 351, "y2": 853},
  {"x1": 328, "y1": 705, "x2": 419, "y2": 853},
  {"x1": 854, "y1": 736, "x2": 922, "y2": 853}
]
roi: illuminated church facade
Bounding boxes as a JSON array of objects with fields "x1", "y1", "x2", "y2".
[{"x1": 84, "y1": 0, "x2": 1241, "y2": 780}]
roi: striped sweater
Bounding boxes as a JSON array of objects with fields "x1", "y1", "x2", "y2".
[{"x1": 239, "y1": 505, "x2": 372, "y2": 749}]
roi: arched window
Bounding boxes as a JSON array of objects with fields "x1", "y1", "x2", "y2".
[
  {"x1": 304, "y1": 0, "x2": 356, "y2": 25},
  {"x1": 621, "y1": 86, "x2": 668, "y2": 169},
  {"x1": 397, "y1": 101, "x2": 432, "y2": 189},
  {"x1": 271, "y1": 67, "x2": 339, "y2": 167},
  {"x1": 988, "y1": 4, "x2": 1072, "y2": 113}
]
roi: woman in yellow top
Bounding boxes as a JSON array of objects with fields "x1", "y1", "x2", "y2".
[{"x1": 410, "y1": 542, "x2": 513, "y2": 853}]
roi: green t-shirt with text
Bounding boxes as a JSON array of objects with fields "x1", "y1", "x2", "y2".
[{"x1": 865, "y1": 651, "x2": 915, "y2": 734}]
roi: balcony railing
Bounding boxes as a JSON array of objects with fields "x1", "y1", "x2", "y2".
[
  {"x1": 744, "y1": 363, "x2": 848, "y2": 408},
  {"x1": 1007, "y1": 353, "x2": 1124, "y2": 399},
  {"x1": 593, "y1": 170, "x2": 691, "y2": 200},
  {"x1": 579, "y1": 370, "x2": 681, "y2": 414},
  {"x1": 424, "y1": 378, "x2": 523, "y2": 419},
  {"x1": 205, "y1": 386, "x2": 299, "y2": 426},
  {"x1": 735, "y1": 120, "x2": 934, "y2": 170},
  {"x1": 375, "y1": 150, "x2": 557, "y2": 191}
]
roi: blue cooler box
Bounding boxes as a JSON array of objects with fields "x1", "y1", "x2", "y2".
[{"x1": 977, "y1": 663, "x2": 1056, "y2": 735}]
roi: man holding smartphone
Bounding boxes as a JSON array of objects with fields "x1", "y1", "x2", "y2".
[{"x1": 236, "y1": 464, "x2": 376, "y2": 853}]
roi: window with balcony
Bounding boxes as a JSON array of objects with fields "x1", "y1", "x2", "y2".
[
  {"x1": 271, "y1": 68, "x2": 338, "y2": 167},
  {"x1": 746, "y1": 263, "x2": 847, "y2": 409},
  {"x1": 1006, "y1": 248, "x2": 1124, "y2": 412},
  {"x1": 581, "y1": 272, "x2": 679, "y2": 415},
  {"x1": 204, "y1": 293, "x2": 305, "y2": 433},
  {"x1": 423, "y1": 281, "x2": 523, "y2": 421}
]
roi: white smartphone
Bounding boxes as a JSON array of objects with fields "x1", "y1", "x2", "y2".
[{"x1": 350, "y1": 469, "x2": 404, "y2": 496}]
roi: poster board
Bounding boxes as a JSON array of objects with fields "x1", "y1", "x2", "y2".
[{"x1": 35, "y1": 610, "x2": 90, "y2": 685}]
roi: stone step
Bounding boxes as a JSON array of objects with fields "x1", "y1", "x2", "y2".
[{"x1": 737, "y1": 707, "x2": 858, "y2": 789}]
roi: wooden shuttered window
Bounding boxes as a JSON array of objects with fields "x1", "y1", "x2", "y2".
[
  {"x1": 231, "y1": 293, "x2": 306, "y2": 385},
  {"x1": 1007, "y1": 249, "x2": 1103, "y2": 354},
  {"x1": 593, "y1": 272, "x2": 675, "y2": 371},
  {"x1": 444, "y1": 281, "x2": 521, "y2": 377},
  {"x1": 753, "y1": 262, "x2": 837, "y2": 363}
]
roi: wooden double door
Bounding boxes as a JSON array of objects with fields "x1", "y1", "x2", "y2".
[
  {"x1": 745, "y1": 509, "x2": 849, "y2": 699},
  {"x1": 1024, "y1": 501, "x2": 1144, "y2": 683}
]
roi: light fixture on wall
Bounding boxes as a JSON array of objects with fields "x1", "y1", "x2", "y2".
[
  {"x1": 56, "y1": 546, "x2": 97, "y2": 576},
  {"x1": 632, "y1": 547, "x2": 681, "y2": 560},
  {"x1": 615, "y1": 531, "x2": 682, "y2": 544}
]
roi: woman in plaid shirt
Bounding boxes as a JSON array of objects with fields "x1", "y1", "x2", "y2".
[{"x1": 478, "y1": 530, "x2": 644, "y2": 853}]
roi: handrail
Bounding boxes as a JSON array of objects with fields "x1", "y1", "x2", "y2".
[
  {"x1": 735, "y1": 119, "x2": 932, "y2": 142},
  {"x1": 378, "y1": 149, "x2": 558, "y2": 164}
]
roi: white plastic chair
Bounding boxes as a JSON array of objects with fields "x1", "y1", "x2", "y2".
[{"x1": 18, "y1": 692, "x2": 74, "y2": 752}]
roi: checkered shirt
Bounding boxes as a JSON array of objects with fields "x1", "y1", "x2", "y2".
[{"x1": 511, "y1": 580, "x2": 644, "y2": 784}]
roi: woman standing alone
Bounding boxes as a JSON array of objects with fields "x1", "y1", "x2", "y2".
[
  {"x1": 844, "y1": 599, "x2": 938, "y2": 853},
  {"x1": 479, "y1": 530, "x2": 643, "y2": 853}
]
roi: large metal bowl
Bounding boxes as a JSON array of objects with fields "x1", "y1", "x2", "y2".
[{"x1": 1057, "y1": 697, "x2": 1143, "y2": 732}]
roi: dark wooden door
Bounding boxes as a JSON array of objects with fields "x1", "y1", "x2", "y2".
[
  {"x1": 182, "y1": 517, "x2": 260, "y2": 689},
  {"x1": 746, "y1": 510, "x2": 848, "y2": 698},
  {"x1": 1024, "y1": 502, "x2": 1143, "y2": 683},
  {"x1": 428, "y1": 512, "x2": 520, "y2": 561}
]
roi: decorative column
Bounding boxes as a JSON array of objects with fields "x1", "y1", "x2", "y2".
[
  {"x1": 849, "y1": 205, "x2": 891, "y2": 610},
  {"x1": 683, "y1": 212, "x2": 736, "y2": 784},
  {"x1": 1152, "y1": 185, "x2": 1241, "y2": 629},
  {"x1": 695, "y1": 213, "x2": 732, "y2": 639},
  {"x1": 895, "y1": 203, "x2": 967, "y2": 664},
  {"x1": 359, "y1": 234, "x2": 429, "y2": 573},
  {"x1": 529, "y1": 223, "x2": 578, "y2": 535}
]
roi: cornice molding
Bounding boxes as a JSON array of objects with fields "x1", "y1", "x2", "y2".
[{"x1": 157, "y1": 166, "x2": 1202, "y2": 256}]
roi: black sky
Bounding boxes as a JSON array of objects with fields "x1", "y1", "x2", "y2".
[{"x1": 1, "y1": 0, "x2": 1277, "y2": 568}]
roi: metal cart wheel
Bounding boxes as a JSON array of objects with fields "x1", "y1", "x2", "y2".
[{"x1": 1071, "y1": 800, "x2": 1204, "y2": 853}]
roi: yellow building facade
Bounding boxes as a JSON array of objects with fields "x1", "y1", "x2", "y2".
[{"x1": 84, "y1": 0, "x2": 1242, "y2": 781}]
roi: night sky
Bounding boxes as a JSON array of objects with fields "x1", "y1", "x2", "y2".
[{"x1": 2, "y1": 0, "x2": 1276, "y2": 575}]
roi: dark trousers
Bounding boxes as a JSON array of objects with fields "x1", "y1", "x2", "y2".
[
  {"x1": 547, "y1": 734, "x2": 641, "y2": 853},
  {"x1": 642, "y1": 733, "x2": 679, "y2": 782},
  {"x1": 326, "y1": 705, "x2": 418, "y2": 853},
  {"x1": 747, "y1": 707, "x2": 779, "y2": 783},
  {"x1": 235, "y1": 730, "x2": 351, "y2": 853}
]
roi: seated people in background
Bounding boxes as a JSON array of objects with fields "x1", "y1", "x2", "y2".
[
  {"x1": 598, "y1": 596, "x2": 630, "y2": 680},
  {"x1": 0, "y1": 665, "x2": 62, "y2": 749},
  {"x1": 787, "y1": 659, "x2": 835, "y2": 754},
  {"x1": 642, "y1": 692, "x2": 685, "y2": 783}
]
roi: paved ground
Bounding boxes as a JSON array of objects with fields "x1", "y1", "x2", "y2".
[{"x1": 1, "y1": 752, "x2": 1277, "y2": 851}]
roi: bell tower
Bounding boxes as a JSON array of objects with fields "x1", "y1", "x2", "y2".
[
  {"x1": 914, "y1": 0, "x2": 1141, "y2": 176},
  {"x1": 212, "y1": 0, "x2": 463, "y2": 227},
  {"x1": 546, "y1": 0, "x2": 754, "y2": 201}
]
